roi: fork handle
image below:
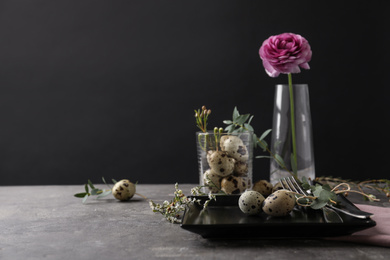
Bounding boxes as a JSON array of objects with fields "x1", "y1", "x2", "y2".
[{"x1": 327, "y1": 204, "x2": 373, "y2": 219}]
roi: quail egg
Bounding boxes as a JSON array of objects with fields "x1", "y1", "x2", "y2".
[
  {"x1": 221, "y1": 175, "x2": 247, "y2": 194},
  {"x1": 272, "y1": 182, "x2": 284, "y2": 192},
  {"x1": 112, "y1": 179, "x2": 136, "y2": 201},
  {"x1": 252, "y1": 180, "x2": 273, "y2": 196},
  {"x1": 203, "y1": 169, "x2": 222, "y2": 193},
  {"x1": 262, "y1": 189, "x2": 296, "y2": 217},
  {"x1": 220, "y1": 135, "x2": 249, "y2": 162},
  {"x1": 238, "y1": 190, "x2": 265, "y2": 215},
  {"x1": 207, "y1": 150, "x2": 235, "y2": 177},
  {"x1": 233, "y1": 161, "x2": 248, "y2": 176}
]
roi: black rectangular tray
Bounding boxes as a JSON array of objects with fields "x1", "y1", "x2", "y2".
[{"x1": 180, "y1": 194, "x2": 376, "y2": 239}]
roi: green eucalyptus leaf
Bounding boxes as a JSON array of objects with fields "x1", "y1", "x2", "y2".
[
  {"x1": 301, "y1": 176, "x2": 311, "y2": 190},
  {"x1": 322, "y1": 184, "x2": 332, "y2": 191},
  {"x1": 273, "y1": 140, "x2": 282, "y2": 150},
  {"x1": 97, "y1": 190, "x2": 112, "y2": 199},
  {"x1": 301, "y1": 182, "x2": 311, "y2": 190},
  {"x1": 248, "y1": 115, "x2": 254, "y2": 124},
  {"x1": 233, "y1": 106, "x2": 240, "y2": 121},
  {"x1": 82, "y1": 194, "x2": 89, "y2": 204},
  {"x1": 257, "y1": 139, "x2": 268, "y2": 152},
  {"x1": 297, "y1": 196, "x2": 313, "y2": 206},
  {"x1": 312, "y1": 184, "x2": 323, "y2": 197},
  {"x1": 259, "y1": 129, "x2": 272, "y2": 141},
  {"x1": 112, "y1": 179, "x2": 117, "y2": 184},
  {"x1": 274, "y1": 154, "x2": 286, "y2": 168},
  {"x1": 258, "y1": 140, "x2": 266, "y2": 151},
  {"x1": 318, "y1": 190, "x2": 330, "y2": 200},
  {"x1": 253, "y1": 134, "x2": 258, "y2": 148},
  {"x1": 84, "y1": 184, "x2": 89, "y2": 194},
  {"x1": 88, "y1": 179, "x2": 95, "y2": 189},
  {"x1": 321, "y1": 189, "x2": 337, "y2": 202},
  {"x1": 223, "y1": 120, "x2": 232, "y2": 125},
  {"x1": 310, "y1": 199, "x2": 328, "y2": 210},
  {"x1": 74, "y1": 192, "x2": 87, "y2": 198},
  {"x1": 90, "y1": 188, "x2": 100, "y2": 195},
  {"x1": 244, "y1": 123, "x2": 254, "y2": 132},
  {"x1": 235, "y1": 114, "x2": 250, "y2": 125},
  {"x1": 225, "y1": 124, "x2": 234, "y2": 133}
]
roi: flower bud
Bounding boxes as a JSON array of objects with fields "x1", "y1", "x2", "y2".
[
  {"x1": 219, "y1": 127, "x2": 224, "y2": 133},
  {"x1": 214, "y1": 127, "x2": 218, "y2": 134},
  {"x1": 202, "y1": 106, "x2": 206, "y2": 111},
  {"x1": 195, "y1": 112, "x2": 198, "y2": 117},
  {"x1": 207, "y1": 109, "x2": 211, "y2": 115}
]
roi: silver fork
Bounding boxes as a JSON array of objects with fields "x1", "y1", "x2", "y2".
[
  {"x1": 280, "y1": 177, "x2": 344, "y2": 223},
  {"x1": 281, "y1": 176, "x2": 374, "y2": 220}
]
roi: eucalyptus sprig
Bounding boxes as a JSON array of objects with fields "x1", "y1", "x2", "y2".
[
  {"x1": 74, "y1": 177, "x2": 116, "y2": 203},
  {"x1": 223, "y1": 106, "x2": 296, "y2": 179},
  {"x1": 298, "y1": 177, "x2": 339, "y2": 209}
]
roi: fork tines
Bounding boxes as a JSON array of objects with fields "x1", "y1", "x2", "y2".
[{"x1": 280, "y1": 177, "x2": 308, "y2": 196}]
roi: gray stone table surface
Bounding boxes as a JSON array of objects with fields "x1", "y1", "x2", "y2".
[{"x1": 0, "y1": 184, "x2": 389, "y2": 260}]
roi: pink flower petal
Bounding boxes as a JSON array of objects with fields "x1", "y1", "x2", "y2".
[
  {"x1": 299, "y1": 62, "x2": 310, "y2": 70},
  {"x1": 262, "y1": 60, "x2": 280, "y2": 77}
]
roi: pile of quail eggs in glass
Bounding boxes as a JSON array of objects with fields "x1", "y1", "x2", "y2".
[{"x1": 203, "y1": 134, "x2": 295, "y2": 217}]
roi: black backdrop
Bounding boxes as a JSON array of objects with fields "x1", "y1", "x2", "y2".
[{"x1": 0, "y1": 0, "x2": 388, "y2": 185}]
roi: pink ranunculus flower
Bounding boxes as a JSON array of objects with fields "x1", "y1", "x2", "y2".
[{"x1": 259, "y1": 33, "x2": 312, "y2": 78}]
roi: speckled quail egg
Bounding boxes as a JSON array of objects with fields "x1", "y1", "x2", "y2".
[
  {"x1": 262, "y1": 189, "x2": 295, "y2": 217},
  {"x1": 203, "y1": 169, "x2": 222, "y2": 193},
  {"x1": 112, "y1": 179, "x2": 136, "y2": 201},
  {"x1": 238, "y1": 190, "x2": 265, "y2": 215},
  {"x1": 207, "y1": 150, "x2": 235, "y2": 177},
  {"x1": 252, "y1": 180, "x2": 273, "y2": 196},
  {"x1": 272, "y1": 182, "x2": 284, "y2": 192},
  {"x1": 233, "y1": 161, "x2": 248, "y2": 176},
  {"x1": 221, "y1": 175, "x2": 247, "y2": 194},
  {"x1": 220, "y1": 135, "x2": 249, "y2": 162},
  {"x1": 219, "y1": 135, "x2": 231, "y2": 147}
]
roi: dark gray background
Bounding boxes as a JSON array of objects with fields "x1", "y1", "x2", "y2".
[{"x1": 0, "y1": 0, "x2": 388, "y2": 185}]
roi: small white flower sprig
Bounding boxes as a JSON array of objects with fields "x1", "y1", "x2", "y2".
[
  {"x1": 194, "y1": 106, "x2": 224, "y2": 151},
  {"x1": 194, "y1": 106, "x2": 211, "y2": 133},
  {"x1": 149, "y1": 183, "x2": 217, "y2": 224}
]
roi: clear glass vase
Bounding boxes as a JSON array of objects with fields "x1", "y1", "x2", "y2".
[
  {"x1": 196, "y1": 131, "x2": 253, "y2": 194},
  {"x1": 270, "y1": 84, "x2": 315, "y2": 184}
]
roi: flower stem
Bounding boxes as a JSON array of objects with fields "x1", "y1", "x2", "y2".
[{"x1": 288, "y1": 73, "x2": 298, "y2": 177}]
